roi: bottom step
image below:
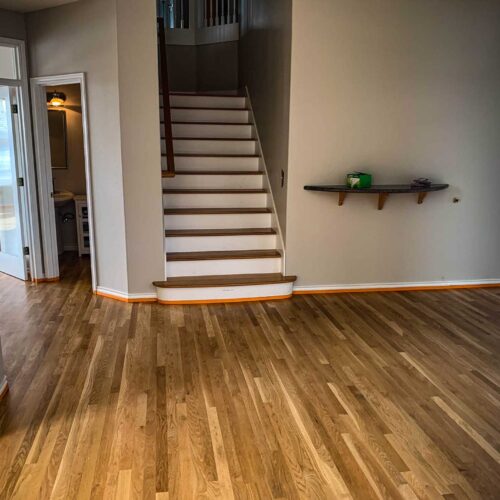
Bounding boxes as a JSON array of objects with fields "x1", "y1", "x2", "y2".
[{"x1": 153, "y1": 273, "x2": 297, "y2": 304}]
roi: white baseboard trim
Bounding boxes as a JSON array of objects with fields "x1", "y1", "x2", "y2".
[
  {"x1": 293, "y1": 279, "x2": 500, "y2": 294},
  {"x1": 95, "y1": 286, "x2": 158, "y2": 303},
  {"x1": 0, "y1": 376, "x2": 8, "y2": 400}
]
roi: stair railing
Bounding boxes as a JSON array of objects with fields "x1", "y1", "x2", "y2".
[
  {"x1": 158, "y1": 0, "x2": 239, "y2": 44},
  {"x1": 203, "y1": 0, "x2": 238, "y2": 27},
  {"x1": 157, "y1": 16, "x2": 175, "y2": 177}
]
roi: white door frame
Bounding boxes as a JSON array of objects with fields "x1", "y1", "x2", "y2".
[
  {"x1": 30, "y1": 73, "x2": 97, "y2": 291},
  {"x1": 0, "y1": 37, "x2": 43, "y2": 281}
]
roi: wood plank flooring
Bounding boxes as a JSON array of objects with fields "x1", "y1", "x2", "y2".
[{"x1": 0, "y1": 256, "x2": 499, "y2": 499}]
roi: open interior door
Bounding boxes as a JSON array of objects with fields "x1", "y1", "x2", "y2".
[{"x1": 0, "y1": 85, "x2": 28, "y2": 280}]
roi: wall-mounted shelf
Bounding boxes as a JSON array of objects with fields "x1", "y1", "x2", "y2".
[{"x1": 304, "y1": 184, "x2": 449, "y2": 210}]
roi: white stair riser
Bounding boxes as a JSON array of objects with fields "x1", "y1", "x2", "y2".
[
  {"x1": 163, "y1": 174, "x2": 263, "y2": 190},
  {"x1": 170, "y1": 139, "x2": 257, "y2": 155},
  {"x1": 169, "y1": 95, "x2": 247, "y2": 109},
  {"x1": 167, "y1": 258, "x2": 281, "y2": 277},
  {"x1": 157, "y1": 282, "x2": 294, "y2": 303},
  {"x1": 163, "y1": 193, "x2": 267, "y2": 209},
  {"x1": 166, "y1": 234, "x2": 277, "y2": 252},
  {"x1": 170, "y1": 108, "x2": 250, "y2": 124},
  {"x1": 168, "y1": 155, "x2": 260, "y2": 171},
  {"x1": 164, "y1": 213, "x2": 272, "y2": 230},
  {"x1": 171, "y1": 123, "x2": 254, "y2": 139}
]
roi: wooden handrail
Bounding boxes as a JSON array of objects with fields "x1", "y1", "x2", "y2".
[{"x1": 157, "y1": 17, "x2": 175, "y2": 177}]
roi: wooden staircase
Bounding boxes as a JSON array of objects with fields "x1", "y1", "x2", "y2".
[{"x1": 153, "y1": 92, "x2": 296, "y2": 304}]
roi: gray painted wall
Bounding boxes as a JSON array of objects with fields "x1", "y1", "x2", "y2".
[
  {"x1": 238, "y1": 0, "x2": 292, "y2": 237},
  {"x1": 27, "y1": 0, "x2": 128, "y2": 293},
  {"x1": 27, "y1": 0, "x2": 164, "y2": 295},
  {"x1": 167, "y1": 41, "x2": 239, "y2": 92},
  {"x1": 116, "y1": 0, "x2": 164, "y2": 295},
  {"x1": 0, "y1": 7, "x2": 26, "y2": 39},
  {"x1": 286, "y1": 0, "x2": 500, "y2": 287}
]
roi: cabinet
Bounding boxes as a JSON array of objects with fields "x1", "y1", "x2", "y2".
[{"x1": 74, "y1": 196, "x2": 90, "y2": 256}]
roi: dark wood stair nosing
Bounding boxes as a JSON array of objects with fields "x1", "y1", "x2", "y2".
[
  {"x1": 167, "y1": 154, "x2": 260, "y2": 158},
  {"x1": 164, "y1": 208, "x2": 272, "y2": 215},
  {"x1": 163, "y1": 170, "x2": 263, "y2": 176},
  {"x1": 167, "y1": 250, "x2": 281, "y2": 262},
  {"x1": 171, "y1": 121, "x2": 253, "y2": 126},
  {"x1": 170, "y1": 137, "x2": 256, "y2": 141},
  {"x1": 170, "y1": 107, "x2": 250, "y2": 111},
  {"x1": 163, "y1": 189, "x2": 267, "y2": 194},
  {"x1": 168, "y1": 92, "x2": 246, "y2": 98},
  {"x1": 165, "y1": 228, "x2": 276, "y2": 237},
  {"x1": 153, "y1": 273, "x2": 297, "y2": 289}
]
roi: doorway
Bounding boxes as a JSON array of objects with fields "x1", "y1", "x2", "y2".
[
  {"x1": 0, "y1": 37, "x2": 38, "y2": 282},
  {"x1": 31, "y1": 74, "x2": 96, "y2": 290}
]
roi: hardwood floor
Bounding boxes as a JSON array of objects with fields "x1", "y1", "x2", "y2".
[{"x1": 0, "y1": 257, "x2": 499, "y2": 499}]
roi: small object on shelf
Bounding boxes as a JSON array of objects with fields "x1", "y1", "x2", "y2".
[
  {"x1": 411, "y1": 178, "x2": 432, "y2": 188},
  {"x1": 346, "y1": 172, "x2": 372, "y2": 189},
  {"x1": 304, "y1": 183, "x2": 449, "y2": 210}
]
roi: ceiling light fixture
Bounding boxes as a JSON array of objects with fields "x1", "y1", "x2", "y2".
[{"x1": 47, "y1": 91, "x2": 67, "y2": 107}]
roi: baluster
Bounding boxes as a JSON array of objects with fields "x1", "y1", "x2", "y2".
[
  {"x1": 180, "y1": 0, "x2": 184, "y2": 28},
  {"x1": 232, "y1": 0, "x2": 236, "y2": 23}
]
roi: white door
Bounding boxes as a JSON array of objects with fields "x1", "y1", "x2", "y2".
[{"x1": 0, "y1": 85, "x2": 27, "y2": 280}]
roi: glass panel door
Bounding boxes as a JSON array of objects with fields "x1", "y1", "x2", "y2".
[{"x1": 0, "y1": 85, "x2": 27, "y2": 280}]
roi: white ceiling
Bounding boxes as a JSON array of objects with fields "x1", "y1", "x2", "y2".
[{"x1": 0, "y1": 0, "x2": 78, "y2": 13}]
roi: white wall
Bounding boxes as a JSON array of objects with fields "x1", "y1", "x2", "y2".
[
  {"x1": 26, "y1": 0, "x2": 164, "y2": 295},
  {"x1": 286, "y1": 0, "x2": 500, "y2": 287},
  {"x1": 239, "y1": 0, "x2": 292, "y2": 237}
]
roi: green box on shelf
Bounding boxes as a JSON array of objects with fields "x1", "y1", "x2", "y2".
[{"x1": 346, "y1": 172, "x2": 372, "y2": 189}]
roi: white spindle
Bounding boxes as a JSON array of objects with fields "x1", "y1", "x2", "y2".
[{"x1": 232, "y1": 0, "x2": 236, "y2": 23}]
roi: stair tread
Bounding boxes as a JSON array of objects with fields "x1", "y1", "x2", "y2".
[
  {"x1": 163, "y1": 170, "x2": 263, "y2": 177},
  {"x1": 171, "y1": 137, "x2": 255, "y2": 141},
  {"x1": 171, "y1": 121, "x2": 252, "y2": 126},
  {"x1": 153, "y1": 273, "x2": 297, "y2": 289},
  {"x1": 164, "y1": 208, "x2": 272, "y2": 215},
  {"x1": 163, "y1": 188, "x2": 266, "y2": 194},
  {"x1": 168, "y1": 153, "x2": 259, "y2": 158},
  {"x1": 170, "y1": 106, "x2": 250, "y2": 111},
  {"x1": 165, "y1": 228, "x2": 276, "y2": 237},
  {"x1": 168, "y1": 92, "x2": 245, "y2": 97},
  {"x1": 167, "y1": 250, "x2": 281, "y2": 261}
]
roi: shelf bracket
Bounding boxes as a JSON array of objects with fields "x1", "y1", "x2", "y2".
[
  {"x1": 378, "y1": 193, "x2": 389, "y2": 210},
  {"x1": 338, "y1": 192, "x2": 346, "y2": 206},
  {"x1": 417, "y1": 192, "x2": 427, "y2": 204}
]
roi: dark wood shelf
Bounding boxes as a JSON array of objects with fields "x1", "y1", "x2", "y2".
[{"x1": 304, "y1": 184, "x2": 449, "y2": 210}]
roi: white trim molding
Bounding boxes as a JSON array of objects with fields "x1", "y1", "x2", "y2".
[
  {"x1": 245, "y1": 87, "x2": 288, "y2": 275},
  {"x1": 0, "y1": 37, "x2": 42, "y2": 281},
  {"x1": 95, "y1": 287, "x2": 158, "y2": 303},
  {"x1": 293, "y1": 279, "x2": 500, "y2": 294}
]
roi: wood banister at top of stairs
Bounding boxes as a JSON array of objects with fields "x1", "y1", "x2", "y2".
[{"x1": 158, "y1": 17, "x2": 175, "y2": 177}]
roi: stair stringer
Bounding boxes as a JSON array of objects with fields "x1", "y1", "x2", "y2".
[{"x1": 244, "y1": 86, "x2": 287, "y2": 276}]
